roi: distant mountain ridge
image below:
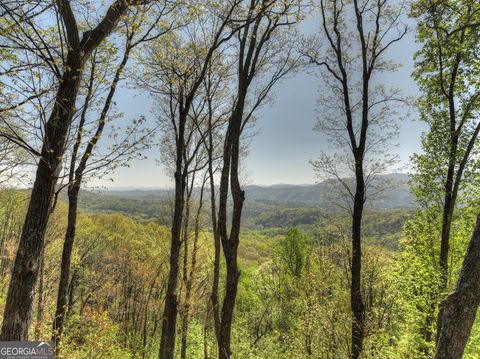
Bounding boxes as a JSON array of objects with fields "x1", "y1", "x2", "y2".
[{"x1": 96, "y1": 173, "x2": 414, "y2": 209}]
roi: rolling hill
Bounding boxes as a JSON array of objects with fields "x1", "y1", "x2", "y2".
[{"x1": 91, "y1": 172, "x2": 414, "y2": 209}]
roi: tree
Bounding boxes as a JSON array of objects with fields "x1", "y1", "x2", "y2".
[
  {"x1": 410, "y1": 0, "x2": 480, "y2": 344},
  {"x1": 309, "y1": 0, "x2": 407, "y2": 357},
  {"x1": 51, "y1": 6, "x2": 167, "y2": 352},
  {"x1": 275, "y1": 228, "x2": 310, "y2": 278},
  {"x1": 214, "y1": 1, "x2": 304, "y2": 357},
  {"x1": 140, "y1": 3, "x2": 245, "y2": 356},
  {"x1": 180, "y1": 173, "x2": 208, "y2": 359},
  {"x1": 0, "y1": 0, "x2": 153, "y2": 341},
  {"x1": 435, "y1": 213, "x2": 480, "y2": 359},
  {"x1": 198, "y1": 55, "x2": 233, "y2": 348}
]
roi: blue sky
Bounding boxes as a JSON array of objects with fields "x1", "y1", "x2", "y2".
[{"x1": 92, "y1": 7, "x2": 426, "y2": 189}]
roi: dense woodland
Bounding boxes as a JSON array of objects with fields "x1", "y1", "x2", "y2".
[{"x1": 1, "y1": 0, "x2": 480, "y2": 358}]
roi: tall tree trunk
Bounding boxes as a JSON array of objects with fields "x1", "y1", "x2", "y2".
[
  {"x1": 158, "y1": 172, "x2": 185, "y2": 359},
  {"x1": 66, "y1": 270, "x2": 77, "y2": 321},
  {"x1": 159, "y1": 114, "x2": 187, "y2": 359},
  {"x1": 351, "y1": 162, "x2": 365, "y2": 359},
  {"x1": 439, "y1": 176, "x2": 455, "y2": 285},
  {"x1": 435, "y1": 213, "x2": 480, "y2": 359},
  {"x1": 0, "y1": 54, "x2": 83, "y2": 339},
  {"x1": 180, "y1": 185, "x2": 192, "y2": 359},
  {"x1": 218, "y1": 251, "x2": 240, "y2": 359},
  {"x1": 208, "y1": 120, "x2": 221, "y2": 343},
  {"x1": 52, "y1": 184, "x2": 80, "y2": 352},
  {"x1": 217, "y1": 105, "x2": 244, "y2": 359},
  {"x1": 142, "y1": 269, "x2": 160, "y2": 359},
  {"x1": 435, "y1": 155, "x2": 457, "y2": 343},
  {"x1": 181, "y1": 183, "x2": 205, "y2": 359},
  {"x1": 203, "y1": 297, "x2": 211, "y2": 359}
]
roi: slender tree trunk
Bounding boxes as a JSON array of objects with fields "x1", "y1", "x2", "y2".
[
  {"x1": 180, "y1": 278, "x2": 190, "y2": 357},
  {"x1": 217, "y1": 105, "x2": 244, "y2": 359},
  {"x1": 351, "y1": 162, "x2": 365, "y2": 359},
  {"x1": 52, "y1": 184, "x2": 80, "y2": 352},
  {"x1": 159, "y1": 113, "x2": 187, "y2": 358},
  {"x1": 66, "y1": 271, "x2": 77, "y2": 321},
  {"x1": 208, "y1": 122, "x2": 221, "y2": 343},
  {"x1": 181, "y1": 183, "x2": 204, "y2": 359},
  {"x1": 218, "y1": 251, "x2": 240, "y2": 359},
  {"x1": 158, "y1": 172, "x2": 185, "y2": 359},
  {"x1": 203, "y1": 298, "x2": 210, "y2": 359},
  {"x1": 142, "y1": 269, "x2": 160, "y2": 359},
  {"x1": 180, "y1": 188, "x2": 192, "y2": 359},
  {"x1": 439, "y1": 187, "x2": 454, "y2": 285},
  {"x1": 435, "y1": 213, "x2": 480, "y2": 359},
  {"x1": 435, "y1": 159, "x2": 456, "y2": 343},
  {"x1": 432, "y1": 83, "x2": 462, "y2": 341}
]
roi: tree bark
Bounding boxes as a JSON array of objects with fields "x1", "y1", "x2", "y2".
[
  {"x1": 142, "y1": 268, "x2": 160, "y2": 359},
  {"x1": 52, "y1": 184, "x2": 80, "y2": 351},
  {"x1": 218, "y1": 251, "x2": 241, "y2": 359},
  {"x1": 350, "y1": 162, "x2": 365, "y2": 359},
  {"x1": 435, "y1": 111, "x2": 459, "y2": 344},
  {"x1": 208, "y1": 114, "x2": 221, "y2": 344},
  {"x1": 217, "y1": 100, "x2": 245, "y2": 359},
  {"x1": 435, "y1": 213, "x2": 480, "y2": 359},
  {"x1": 66, "y1": 270, "x2": 77, "y2": 321},
  {"x1": 180, "y1": 183, "x2": 204, "y2": 359},
  {"x1": 180, "y1": 181, "x2": 192, "y2": 359},
  {"x1": 159, "y1": 111, "x2": 187, "y2": 359},
  {"x1": 158, "y1": 172, "x2": 186, "y2": 359}
]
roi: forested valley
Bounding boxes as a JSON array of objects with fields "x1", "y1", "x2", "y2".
[{"x1": 1, "y1": 1, "x2": 480, "y2": 359}]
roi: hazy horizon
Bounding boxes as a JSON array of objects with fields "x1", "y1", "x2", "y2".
[
  {"x1": 92, "y1": 172, "x2": 410, "y2": 191},
  {"x1": 59, "y1": 9, "x2": 425, "y2": 189},
  {"x1": 7, "y1": 10, "x2": 426, "y2": 189}
]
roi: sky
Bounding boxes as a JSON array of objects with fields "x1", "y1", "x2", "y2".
[{"x1": 92, "y1": 6, "x2": 427, "y2": 189}]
